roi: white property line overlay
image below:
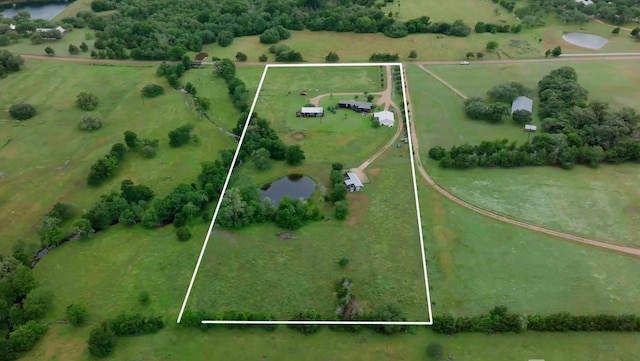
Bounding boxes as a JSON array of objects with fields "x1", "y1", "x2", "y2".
[{"x1": 177, "y1": 62, "x2": 433, "y2": 326}]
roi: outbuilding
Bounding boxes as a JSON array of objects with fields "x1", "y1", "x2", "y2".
[
  {"x1": 297, "y1": 107, "x2": 324, "y2": 117},
  {"x1": 338, "y1": 100, "x2": 374, "y2": 113},
  {"x1": 344, "y1": 172, "x2": 363, "y2": 192},
  {"x1": 511, "y1": 96, "x2": 533, "y2": 114},
  {"x1": 374, "y1": 110, "x2": 395, "y2": 127}
]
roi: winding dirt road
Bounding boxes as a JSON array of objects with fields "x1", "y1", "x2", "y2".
[{"x1": 401, "y1": 66, "x2": 640, "y2": 257}]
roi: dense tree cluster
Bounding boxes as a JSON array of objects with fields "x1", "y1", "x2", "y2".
[
  {"x1": 123, "y1": 130, "x2": 159, "y2": 158},
  {"x1": 56, "y1": 0, "x2": 474, "y2": 60},
  {"x1": 328, "y1": 163, "x2": 349, "y2": 219},
  {"x1": 493, "y1": 0, "x2": 516, "y2": 12},
  {"x1": 474, "y1": 22, "x2": 522, "y2": 34},
  {"x1": 107, "y1": 313, "x2": 165, "y2": 336},
  {"x1": 268, "y1": 44, "x2": 304, "y2": 62},
  {"x1": 434, "y1": 306, "x2": 640, "y2": 334},
  {"x1": 0, "y1": 50, "x2": 24, "y2": 79},
  {"x1": 0, "y1": 253, "x2": 51, "y2": 360},
  {"x1": 36, "y1": 202, "x2": 74, "y2": 247},
  {"x1": 518, "y1": 0, "x2": 640, "y2": 25},
  {"x1": 369, "y1": 52, "x2": 399, "y2": 62},
  {"x1": 86, "y1": 143, "x2": 128, "y2": 186},
  {"x1": 463, "y1": 82, "x2": 532, "y2": 124}
]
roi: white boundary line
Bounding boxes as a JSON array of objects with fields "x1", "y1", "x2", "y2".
[{"x1": 177, "y1": 62, "x2": 433, "y2": 326}]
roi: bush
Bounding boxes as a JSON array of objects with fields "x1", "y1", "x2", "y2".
[
  {"x1": 76, "y1": 92, "x2": 99, "y2": 110},
  {"x1": 107, "y1": 313, "x2": 165, "y2": 336},
  {"x1": 168, "y1": 124, "x2": 194, "y2": 147},
  {"x1": 78, "y1": 112, "x2": 104, "y2": 131},
  {"x1": 9, "y1": 321, "x2": 48, "y2": 353},
  {"x1": 66, "y1": 304, "x2": 88, "y2": 326},
  {"x1": 138, "y1": 291, "x2": 151, "y2": 306},
  {"x1": 428, "y1": 146, "x2": 446, "y2": 160},
  {"x1": 334, "y1": 200, "x2": 349, "y2": 220},
  {"x1": 88, "y1": 323, "x2": 116, "y2": 358},
  {"x1": 512, "y1": 109, "x2": 532, "y2": 125},
  {"x1": 338, "y1": 257, "x2": 349, "y2": 268},
  {"x1": 141, "y1": 84, "x2": 165, "y2": 98},
  {"x1": 9, "y1": 103, "x2": 36, "y2": 120},
  {"x1": 288, "y1": 311, "x2": 322, "y2": 335},
  {"x1": 176, "y1": 227, "x2": 192, "y2": 241}
]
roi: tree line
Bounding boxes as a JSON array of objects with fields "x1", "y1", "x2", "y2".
[
  {"x1": 1, "y1": 0, "x2": 476, "y2": 60},
  {"x1": 518, "y1": 0, "x2": 640, "y2": 25},
  {"x1": 433, "y1": 306, "x2": 640, "y2": 335}
]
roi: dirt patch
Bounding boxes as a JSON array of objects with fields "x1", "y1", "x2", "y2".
[
  {"x1": 276, "y1": 232, "x2": 296, "y2": 240},
  {"x1": 213, "y1": 229, "x2": 239, "y2": 243},
  {"x1": 345, "y1": 193, "x2": 370, "y2": 226},
  {"x1": 291, "y1": 132, "x2": 305, "y2": 140},
  {"x1": 368, "y1": 167, "x2": 382, "y2": 179}
]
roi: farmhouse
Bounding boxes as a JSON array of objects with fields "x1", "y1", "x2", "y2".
[
  {"x1": 511, "y1": 96, "x2": 533, "y2": 114},
  {"x1": 344, "y1": 172, "x2": 363, "y2": 192},
  {"x1": 374, "y1": 110, "x2": 395, "y2": 127},
  {"x1": 297, "y1": 107, "x2": 324, "y2": 117},
  {"x1": 338, "y1": 100, "x2": 374, "y2": 113},
  {"x1": 35, "y1": 26, "x2": 66, "y2": 38}
]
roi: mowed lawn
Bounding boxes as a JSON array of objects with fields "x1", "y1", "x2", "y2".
[
  {"x1": 0, "y1": 61, "x2": 238, "y2": 254},
  {"x1": 253, "y1": 66, "x2": 395, "y2": 164},
  {"x1": 407, "y1": 64, "x2": 640, "y2": 247},
  {"x1": 380, "y1": 0, "x2": 518, "y2": 24},
  {"x1": 23, "y1": 326, "x2": 640, "y2": 361},
  {"x1": 187, "y1": 147, "x2": 428, "y2": 319}
]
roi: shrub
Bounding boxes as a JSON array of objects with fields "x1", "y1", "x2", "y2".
[
  {"x1": 168, "y1": 124, "x2": 194, "y2": 147},
  {"x1": 176, "y1": 227, "x2": 192, "y2": 241},
  {"x1": 428, "y1": 146, "x2": 447, "y2": 161},
  {"x1": 78, "y1": 112, "x2": 104, "y2": 131},
  {"x1": 9, "y1": 103, "x2": 36, "y2": 120},
  {"x1": 288, "y1": 311, "x2": 322, "y2": 335},
  {"x1": 334, "y1": 200, "x2": 349, "y2": 220},
  {"x1": 512, "y1": 109, "x2": 532, "y2": 125},
  {"x1": 107, "y1": 313, "x2": 165, "y2": 336},
  {"x1": 141, "y1": 84, "x2": 165, "y2": 98},
  {"x1": 338, "y1": 257, "x2": 349, "y2": 268},
  {"x1": 9, "y1": 321, "x2": 48, "y2": 353},
  {"x1": 138, "y1": 291, "x2": 151, "y2": 306},
  {"x1": 76, "y1": 92, "x2": 99, "y2": 111},
  {"x1": 426, "y1": 341, "x2": 444, "y2": 360},
  {"x1": 66, "y1": 304, "x2": 88, "y2": 326},
  {"x1": 88, "y1": 323, "x2": 116, "y2": 358}
]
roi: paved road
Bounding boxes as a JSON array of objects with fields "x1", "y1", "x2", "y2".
[{"x1": 401, "y1": 66, "x2": 640, "y2": 258}]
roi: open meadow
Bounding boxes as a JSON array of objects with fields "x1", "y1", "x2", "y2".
[
  {"x1": 407, "y1": 63, "x2": 640, "y2": 247},
  {"x1": 0, "y1": 60, "x2": 239, "y2": 254}
]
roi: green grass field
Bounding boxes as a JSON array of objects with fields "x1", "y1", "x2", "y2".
[
  {"x1": 407, "y1": 64, "x2": 640, "y2": 247},
  {"x1": 23, "y1": 325, "x2": 640, "y2": 361},
  {"x1": 0, "y1": 61, "x2": 238, "y2": 254},
  {"x1": 380, "y1": 0, "x2": 518, "y2": 24}
]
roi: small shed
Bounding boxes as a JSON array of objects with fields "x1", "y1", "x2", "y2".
[
  {"x1": 338, "y1": 100, "x2": 374, "y2": 113},
  {"x1": 9, "y1": 24, "x2": 16, "y2": 30},
  {"x1": 297, "y1": 107, "x2": 324, "y2": 117},
  {"x1": 511, "y1": 96, "x2": 533, "y2": 114},
  {"x1": 344, "y1": 172, "x2": 363, "y2": 192},
  {"x1": 374, "y1": 110, "x2": 395, "y2": 127}
]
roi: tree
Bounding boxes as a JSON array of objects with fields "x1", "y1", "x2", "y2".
[
  {"x1": 252, "y1": 148, "x2": 271, "y2": 170},
  {"x1": 9, "y1": 103, "x2": 36, "y2": 120},
  {"x1": 334, "y1": 200, "x2": 349, "y2": 220},
  {"x1": 76, "y1": 92, "x2": 99, "y2": 111},
  {"x1": 235, "y1": 51, "x2": 247, "y2": 62},
  {"x1": 631, "y1": 27, "x2": 640, "y2": 40},
  {"x1": 512, "y1": 109, "x2": 532, "y2": 124},
  {"x1": 427, "y1": 341, "x2": 444, "y2": 360},
  {"x1": 73, "y1": 218, "x2": 95, "y2": 240},
  {"x1": 486, "y1": 102, "x2": 510, "y2": 123},
  {"x1": 68, "y1": 44, "x2": 80, "y2": 55},
  {"x1": 545, "y1": 49, "x2": 551, "y2": 57},
  {"x1": 66, "y1": 304, "x2": 88, "y2": 326},
  {"x1": 258, "y1": 53, "x2": 268, "y2": 62},
  {"x1": 12, "y1": 240, "x2": 34, "y2": 266},
  {"x1": 168, "y1": 124, "x2": 194, "y2": 147},
  {"x1": 465, "y1": 51, "x2": 475, "y2": 59},
  {"x1": 142, "y1": 84, "x2": 165, "y2": 98},
  {"x1": 79, "y1": 42, "x2": 89, "y2": 52},
  {"x1": 476, "y1": 51, "x2": 484, "y2": 59},
  {"x1": 88, "y1": 323, "x2": 116, "y2": 357},
  {"x1": 486, "y1": 82, "x2": 532, "y2": 103},
  {"x1": 44, "y1": 46, "x2": 55, "y2": 56},
  {"x1": 325, "y1": 51, "x2": 339, "y2": 62},
  {"x1": 176, "y1": 227, "x2": 192, "y2": 241},
  {"x1": 551, "y1": 46, "x2": 562, "y2": 57},
  {"x1": 338, "y1": 257, "x2": 349, "y2": 268},
  {"x1": 612, "y1": 27, "x2": 620, "y2": 35},
  {"x1": 408, "y1": 50, "x2": 418, "y2": 60},
  {"x1": 124, "y1": 130, "x2": 139, "y2": 149},
  {"x1": 486, "y1": 41, "x2": 498, "y2": 51},
  {"x1": 9, "y1": 321, "x2": 48, "y2": 352},
  {"x1": 78, "y1": 112, "x2": 104, "y2": 131},
  {"x1": 285, "y1": 145, "x2": 305, "y2": 165},
  {"x1": 428, "y1": 146, "x2": 447, "y2": 160},
  {"x1": 217, "y1": 30, "x2": 234, "y2": 47}
]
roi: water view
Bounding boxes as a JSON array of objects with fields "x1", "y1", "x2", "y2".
[
  {"x1": 259, "y1": 174, "x2": 316, "y2": 206},
  {"x1": 1, "y1": 1, "x2": 72, "y2": 20}
]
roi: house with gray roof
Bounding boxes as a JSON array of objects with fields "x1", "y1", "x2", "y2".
[
  {"x1": 344, "y1": 172, "x2": 363, "y2": 192},
  {"x1": 338, "y1": 100, "x2": 374, "y2": 113},
  {"x1": 511, "y1": 96, "x2": 533, "y2": 114},
  {"x1": 297, "y1": 107, "x2": 324, "y2": 117}
]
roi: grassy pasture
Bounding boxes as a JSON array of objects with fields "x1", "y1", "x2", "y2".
[
  {"x1": 22, "y1": 325, "x2": 640, "y2": 361},
  {"x1": 253, "y1": 66, "x2": 393, "y2": 164},
  {"x1": 187, "y1": 142, "x2": 425, "y2": 319},
  {"x1": 0, "y1": 61, "x2": 238, "y2": 253},
  {"x1": 407, "y1": 64, "x2": 640, "y2": 247},
  {"x1": 0, "y1": 29, "x2": 95, "y2": 58},
  {"x1": 380, "y1": 0, "x2": 518, "y2": 24}
]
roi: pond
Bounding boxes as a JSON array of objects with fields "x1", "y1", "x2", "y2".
[
  {"x1": 562, "y1": 32, "x2": 608, "y2": 50},
  {"x1": 1, "y1": 1, "x2": 73, "y2": 20},
  {"x1": 260, "y1": 174, "x2": 316, "y2": 206}
]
